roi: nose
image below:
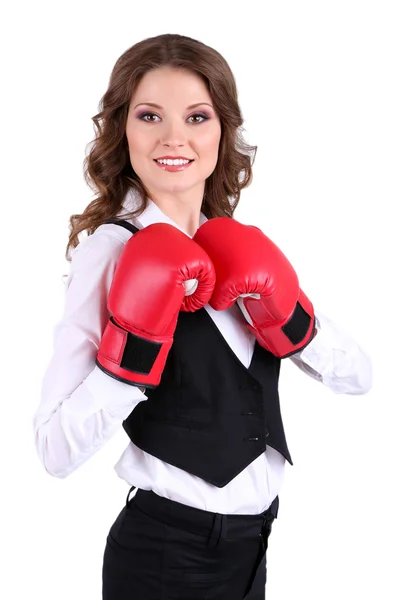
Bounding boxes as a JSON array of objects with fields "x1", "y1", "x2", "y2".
[{"x1": 160, "y1": 119, "x2": 187, "y2": 148}]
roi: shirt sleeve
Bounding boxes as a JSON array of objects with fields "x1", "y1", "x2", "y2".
[
  {"x1": 289, "y1": 309, "x2": 373, "y2": 395},
  {"x1": 33, "y1": 227, "x2": 147, "y2": 479}
]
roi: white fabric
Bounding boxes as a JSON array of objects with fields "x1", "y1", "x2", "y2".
[{"x1": 33, "y1": 189, "x2": 373, "y2": 514}]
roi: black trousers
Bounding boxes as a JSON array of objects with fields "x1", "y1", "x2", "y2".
[{"x1": 102, "y1": 486, "x2": 279, "y2": 600}]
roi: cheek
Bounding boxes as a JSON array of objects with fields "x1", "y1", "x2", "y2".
[
  {"x1": 128, "y1": 137, "x2": 143, "y2": 154},
  {"x1": 209, "y1": 124, "x2": 222, "y2": 149},
  {"x1": 126, "y1": 125, "x2": 151, "y2": 154},
  {"x1": 200, "y1": 130, "x2": 221, "y2": 155}
]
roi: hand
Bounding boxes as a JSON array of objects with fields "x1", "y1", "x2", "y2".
[
  {"x1": 97, "y1": 223, "x2": 216, "y2": 386},
  {"x1": 193, "y1": 218, "x2": 315, "y2": 358}
]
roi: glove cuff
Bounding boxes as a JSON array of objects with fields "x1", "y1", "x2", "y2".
[
  {"x1": 96, "y1": 317, "x2": 172, "y2": 387},
  {"x1": 246, "y1": 290, "x2": 316, "y2": 358}
]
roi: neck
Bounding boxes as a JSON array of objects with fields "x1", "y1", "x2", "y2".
[{"x1": 149, "y1": 194, "x2": 204, "y2": 237}]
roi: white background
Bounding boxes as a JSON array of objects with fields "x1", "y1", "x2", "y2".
[{"x1": 1, "y1": 1, "x2": 408, "y2": 598}]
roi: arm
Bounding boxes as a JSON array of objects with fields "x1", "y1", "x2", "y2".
[
  {"x1": 289, "y1": 309, "x2": 373, "y2": 395},
  {"x1": 33, "y1": 228, "x2": 147, "y2": 479}
]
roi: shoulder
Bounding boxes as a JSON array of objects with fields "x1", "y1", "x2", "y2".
[{"x1": 69, "y1": 222, "x2": 135, "y2": 272}]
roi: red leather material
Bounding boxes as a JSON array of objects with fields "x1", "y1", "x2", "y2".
[
  {"x1": 97, "y1": 223, "x2": 216, "y2": 386},
  {"x1": 194, "y1": 218, "x2": 315, "y2": 358}
]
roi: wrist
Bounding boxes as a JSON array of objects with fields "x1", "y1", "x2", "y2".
[{"x1": 97, "y1": 317, "x2": 173, "y2": 387}]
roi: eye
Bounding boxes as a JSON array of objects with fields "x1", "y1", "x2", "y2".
[
  {"x1": 139, "y1": 112, "x2": 159, "y2": 123},
  {"x1": 188, "y1": 113, "x2": 209, "y2": 123},
  {"x1": 138, "y1": 112, "x2": 209, "y2": 124}
]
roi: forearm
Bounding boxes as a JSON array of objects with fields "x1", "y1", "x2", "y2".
[
  {"x1": 33, "y1": 365, "x2": 147, "y2": 478},
  {"x1": 289, "y1": 311, "x2": 373, "y2": 395}
]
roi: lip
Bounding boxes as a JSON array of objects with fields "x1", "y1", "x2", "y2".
[
  {"x1": 154, "y1": 156, "x2": 194, "y2": 160},
  {"x1": 154, "y1": 159, "x2": 194, "y2": 173}
]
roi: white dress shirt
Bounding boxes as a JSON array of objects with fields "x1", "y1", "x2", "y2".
[{"x1": 33, "y1": 191, "x2": 373, "y2": 514}]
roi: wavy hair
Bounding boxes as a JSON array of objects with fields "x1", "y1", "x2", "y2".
[{"x1": 66, "y1": 33, "x2": 257, "y2": 259}]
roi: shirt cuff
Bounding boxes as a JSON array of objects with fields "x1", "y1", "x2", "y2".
[
  {"x1": 81, "y1": 365, "x2": 147, "y2": 419},
  {"x1": 293, "y1": 311, "x2": 373, "y2": 394}
]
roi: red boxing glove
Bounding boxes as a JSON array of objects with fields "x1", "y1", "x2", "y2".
[
  {"x1": 193, "y1": 218, "x2": 315, "y2": 358},
  {"x1": 97, "y1": 223, "x2": 216, "y2": 387}
]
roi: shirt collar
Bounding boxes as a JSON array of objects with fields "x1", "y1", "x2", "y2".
[{"x1": 119, "y1": 188, "x2": 208, "y2": 237}]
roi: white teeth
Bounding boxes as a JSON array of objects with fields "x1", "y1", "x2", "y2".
[{"x1": 156, "y1": 158, "x2": 191, "y2": 165}]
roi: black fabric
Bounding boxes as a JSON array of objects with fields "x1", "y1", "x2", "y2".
[
  {"x1": 282, "y1": 300, "x2": 312, "y2": 344},
  {"x1": 108, "y1": 219, "x2": 292, "y2": 488},
  {"x1": 102, "y1": 487, "x2": 278, "y2": 599},
  {"x1": 104, "y1": 219, "x2": 140, "y2": 235},
  {"x1": 123, "y1": 308, "x2": 292, "y2": 487},
  {"x1": 113, "y1": 318, "x2": 163, "y2": 374}
]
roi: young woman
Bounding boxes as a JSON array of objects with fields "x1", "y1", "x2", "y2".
[{"x1": 33, "y1": 33, "x2": 372, "y2": 600}]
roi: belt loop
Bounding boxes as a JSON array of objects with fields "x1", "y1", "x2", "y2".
[
  {"x1": 260, "y1": 495, "x2": 279, "y2": 551},
  {"x1": 206, "y1": 513, "x2": 226, "y2": 549},
  {"x1": 273, "y1": 495, "x2": 279, "y2": 518},
  {"x1": 126, "y1": 485, "x2": 136, "y2": 507}
]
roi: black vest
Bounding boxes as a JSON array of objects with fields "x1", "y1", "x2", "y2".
[{"x1": 108, "y1": 220, "x2": 293, "y2": 488}]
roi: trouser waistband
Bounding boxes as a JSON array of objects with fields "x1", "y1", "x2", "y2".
[{"x1": 126, "y1": 487, "x2": 279, "y2": 548}]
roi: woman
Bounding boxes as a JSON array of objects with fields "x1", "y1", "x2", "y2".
[{"x1": 33, "y1": 33, "x2": 372, "y2": 600}]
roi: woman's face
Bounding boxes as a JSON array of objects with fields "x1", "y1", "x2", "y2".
[{"x1": 125, "y1": 67, "x2": 222, "y2": 201}]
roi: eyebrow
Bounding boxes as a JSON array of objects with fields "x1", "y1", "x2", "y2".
[{"x1": 133, "y1": 102, "x2": 214, "y2": 110}]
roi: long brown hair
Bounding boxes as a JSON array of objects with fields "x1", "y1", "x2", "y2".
[{"x1": 66, "y1": 33, "x2": 257, "y2": 260}]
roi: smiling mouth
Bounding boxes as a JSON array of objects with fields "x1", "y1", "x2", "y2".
[
  {"x1": 153, "y1": 159, "x2": 195, "y2": 172},
  {"x1": 154, "y1": 159, "x2": 194, "y2": 164}
]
